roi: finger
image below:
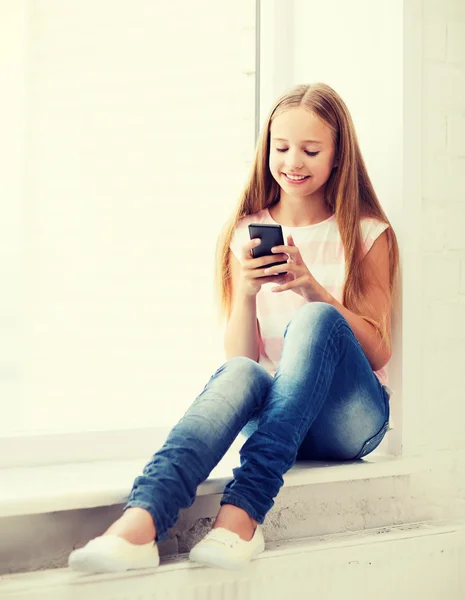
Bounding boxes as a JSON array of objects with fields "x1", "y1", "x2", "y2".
[
  {"x1": 272, "y1": 243, "x2": 302, "y2": 265},
  {"x1": 272, "y1": 273, "x2": 293, "y2": 287},
  {"x1": 270, "y1": 244, "x2": 289, "y2": 254},
  {"x1": 270, "y1": 244, "x2": 298, "y2": 257},
  {"x1": 287, "y1": 234, "x2": 295, "y2": 246},
  {"x1": 263, "y1": 262, "x2": 300, "y2": 276},
  {"x1": 243, "y1": 253, "x2": 288, "y2": 270},
  {"x1": 246, "y1": 266, "x2": 288, "y2": 280},
  {"x1": 271, "y1": 275, "x2": 307, "y2": 293},
  {"x1": 259, "y1": 254, "x2": 289, "y2": 267},
  {"x1": 242, "y1": 238, "x2": 261, "y2": 260},
  {"x1": 248, "y1": 273, "x2": 288, "y2": 285},
  {"x1": 273, "y1": 273, "x2": 288, "y2": 283}
]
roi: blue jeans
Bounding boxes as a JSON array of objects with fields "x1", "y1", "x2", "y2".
[{"x1": 125, "y1": 302, "x2": 390, "y2": 541}]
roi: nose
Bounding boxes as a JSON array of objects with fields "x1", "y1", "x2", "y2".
[{"x1": 284, "y1": 149, "x2": 304, "y2": 170}]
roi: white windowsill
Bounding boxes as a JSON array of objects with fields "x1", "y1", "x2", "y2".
[{"x1": 0, "y1": 450, "x2": 421, "y2": 519}]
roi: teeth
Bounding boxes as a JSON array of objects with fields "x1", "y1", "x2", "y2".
[{"x1": 286, "y1": 174, "x2": 308, "y2": 180}]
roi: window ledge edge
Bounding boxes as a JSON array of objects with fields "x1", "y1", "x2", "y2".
[{"x1": 0, "y1": 453, "x2": 422, "y2": 519}]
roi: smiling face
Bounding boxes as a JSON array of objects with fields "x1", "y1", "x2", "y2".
[{"x1": 269, "y1": 106, "x2": 337, "y2": 202}]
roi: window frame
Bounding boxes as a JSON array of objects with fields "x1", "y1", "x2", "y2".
[{"x1": 0, "y1": 0, "x2": 423, "y2": 468}]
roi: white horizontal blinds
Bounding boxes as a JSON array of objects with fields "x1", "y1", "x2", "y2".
[{"x1": 14, "y1": 0, "x2": 256, "y2": 433}]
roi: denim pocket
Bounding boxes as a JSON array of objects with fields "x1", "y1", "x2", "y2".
[{"x1": 353, "y1": 420, "x2": 390, "y2": 460}]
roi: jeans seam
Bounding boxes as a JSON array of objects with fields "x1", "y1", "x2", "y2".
[
  {"x1": 352, "y1": 420, "x2": 389, "y2": 460},
  {"x1": 338, "y1": 327, "x2": 390, "y2": 422}
]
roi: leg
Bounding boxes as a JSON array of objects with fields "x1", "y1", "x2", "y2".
[
  {"x1": 296, "y1": 365, "x2": 389, "y2": 461},
  {"x1": 221, "y1": 302, "x2": 389, "y2": 523},
  {"x1": 69, "y1": 357, "x2": 272, "y2": 573},
  {"x1": 123, "y1": 356, "x2": 273, "y2": 542}
]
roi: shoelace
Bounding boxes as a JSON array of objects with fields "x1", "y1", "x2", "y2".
[{"x1": 205, "y1": 529, "x2": 240, "y2": 548}]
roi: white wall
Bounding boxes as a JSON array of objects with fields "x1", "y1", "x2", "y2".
[
  {"x1": 419, "y1": 0, "x2": 464, "y2": 501},
  {"x1": 295, "y1": 0, "x2": 465, "y2": 517},
  {"x1": 421, "y1": 0, "x2": 465, "y2": 457}
]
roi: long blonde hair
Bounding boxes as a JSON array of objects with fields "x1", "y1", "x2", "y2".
[{"x1": 215, "y1": 83, "x2": 399, "y2": 346}]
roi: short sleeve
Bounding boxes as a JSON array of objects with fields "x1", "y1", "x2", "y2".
[
  {"x1": 229, "y1": 227, "x2": 245, "y2": 261},
  {"x1": 360, "y1": 218, "x2": 390, "y2": 258}
]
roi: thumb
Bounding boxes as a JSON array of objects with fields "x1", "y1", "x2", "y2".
[{"x1": 287, "y1": 234, "x2": 302, "y2": 264}]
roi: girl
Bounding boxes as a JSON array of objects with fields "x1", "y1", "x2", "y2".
[{"x1": 69, "y1": 82, "x2": 399, "y2": 574}]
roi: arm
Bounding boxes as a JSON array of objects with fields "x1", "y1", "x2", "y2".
[
  {"x1": 224, "y1": 252, "x2": 260, "y2": 361},
  {"x1": 224, "y1": 238, "x2": 289, "y2": 361},
  {"x1": 323, "y1": 231, "x2": 392, "y2": 371},
  {"x1": 267, "y1": 231, "x2": 393, "y2": 372}
]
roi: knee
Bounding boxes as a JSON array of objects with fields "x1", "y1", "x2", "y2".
[
  {"x1": 217, "y1": 356, "x2": 267, "y2": 391},
  {"x1": 222, "y1": 356, "x2": 261, "y2": 378},
  {"x1": 285, "y1": 302, "x2": 345, "y2": 338},
  {"x1": 294, "y1": 301, "x2": 342, "y2": 324},
  {"x1": 192, "y1": 356, "x2": 268, "y2": 420}
]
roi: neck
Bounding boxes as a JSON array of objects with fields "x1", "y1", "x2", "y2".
[{"x1": 269, "y1": 192, "x2": 333, "y2": 227}]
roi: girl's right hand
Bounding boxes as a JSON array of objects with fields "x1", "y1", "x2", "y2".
[{"x1": 238, "y1": 239, "x2": 289, "y2": 297}]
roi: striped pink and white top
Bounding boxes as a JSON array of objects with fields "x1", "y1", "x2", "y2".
[{"x1": 230, "y1": 207, "x2": 390, "y2": 386}]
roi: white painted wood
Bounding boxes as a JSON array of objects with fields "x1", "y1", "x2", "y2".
[
  {"x1": 398, "y1": 0, "x2": 424, "y2": 459},
  {"x1": 258, "y1": 0, "x2": 296, "y2": 128},
  {"x1": 1, "y1": 520, "x2": 464, "y2": 599}
]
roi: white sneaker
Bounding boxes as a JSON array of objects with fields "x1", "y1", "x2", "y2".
[
  {"x1": 189, "y1": 526, "x2": 265, "y2": 570},
  {"x1": 68, "y1": 535, "x2": 160, "y2": 573}
]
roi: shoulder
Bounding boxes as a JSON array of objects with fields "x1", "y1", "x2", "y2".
[
  {"x1": 236, "y1": 208, "x2": 271, "y2": 229},
  {"x1": 359, "y1": 217, "x2": 390, "y2": 258}
]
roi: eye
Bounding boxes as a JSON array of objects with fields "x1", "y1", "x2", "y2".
[{"x1": 275, "y1": 148, "x2": 320, "y2": 157}]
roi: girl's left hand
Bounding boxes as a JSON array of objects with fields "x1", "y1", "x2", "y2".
[{"x1": 264, "y1": 235, "x2": 331, "y2": 303}]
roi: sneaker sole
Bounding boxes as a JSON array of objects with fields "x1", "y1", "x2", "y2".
[{"x1": 69, "y1": 550, "x2": 159, "y2": 574}]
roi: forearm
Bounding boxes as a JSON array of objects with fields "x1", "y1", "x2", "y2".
[
  {"x1": 224, "y1": 291, "x2": 259, "y2": 361},
  {"x1": 323, "y1": 292, "x2": 391, "y2": 371}
]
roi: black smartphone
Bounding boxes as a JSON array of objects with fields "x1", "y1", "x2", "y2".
[{"x1": 248, "y1": 223, "x2": 287, "y2": 269}]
